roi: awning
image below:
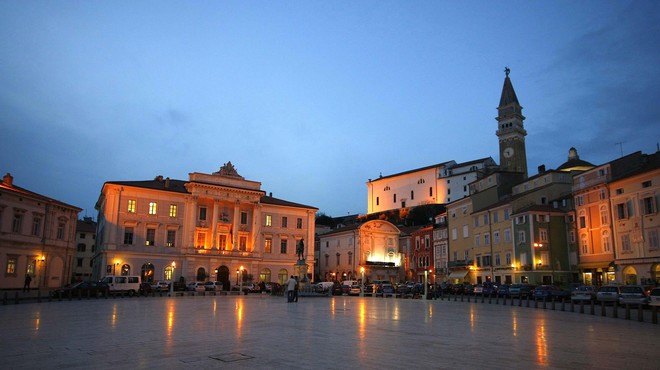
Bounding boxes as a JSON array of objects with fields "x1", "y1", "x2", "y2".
[
  {"x1": 578, "y1": 262, "x2": 612, "y2": 270},
  {"x1": 448, "y1": 270, "x2": 469, "y2": 279}
]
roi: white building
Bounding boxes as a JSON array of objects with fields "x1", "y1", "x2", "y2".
[{"x1": 94, "y1": 162, "x2": 317, "y2": 289}]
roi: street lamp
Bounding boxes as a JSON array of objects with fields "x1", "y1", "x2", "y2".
[
  {"x1": 424, "y1": 269, "x2": 428, "y2": 299},
  {"x1": 236, "y1": 269, "x2": 240, "y2": 285},
  {"x1": 169, "y1": 261, "x2": 175, "y2": 296},
  {"x1": 239, "y1": 266, "x2": 244, "y2": 295},
  {"x1": 360, "y1": 267, "x2": 365, "y2": 297},
  {"x1": 114, "y1": 260, "x2": 120, "y2": 275}
]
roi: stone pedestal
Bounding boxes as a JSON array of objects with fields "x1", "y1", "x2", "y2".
[{"x1": 294, "y1": 260, "x2": 309, "y2": 286}]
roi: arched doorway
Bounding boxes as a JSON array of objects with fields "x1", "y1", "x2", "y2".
[
  {"x1": 652, "y1": 264, "x2": 660, "y2": 285},
  {"x1": 278, "y1": 268, "x2": 288, "y2": 285},
  {"x1": 623, "y1": 266, "x2": 637, "y2": 285},
  {"x1": 260, "y1": 268, "x2": 272, "y2": 283},
  {"x1": 217, "y1": 266, "x2": 230, "y2": 291},
  {"x1": 196, "y1": 267, "x2": 206, "y2": 282},
  {"x1": 141, "y1": 263, "x2": 155, "y2": 283}
]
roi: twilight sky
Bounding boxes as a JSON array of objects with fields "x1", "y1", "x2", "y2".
[{"x1": 1, "y1": 1, "x2": 658, "y2": 218}]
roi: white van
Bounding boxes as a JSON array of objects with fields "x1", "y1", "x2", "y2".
[{"x1": 101, "y1": 276, "x2": 141, "y2": 296}]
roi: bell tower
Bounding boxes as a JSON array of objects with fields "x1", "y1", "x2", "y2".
[{"x1": 496, "y1": 67, "x2": 528, "y2": 177}]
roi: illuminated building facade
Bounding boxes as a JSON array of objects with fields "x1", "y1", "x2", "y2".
[
  {"x1": 446, "y1": 196, "x2": 473, "y2": 283},
  {"x1": 317, "y1": 220, "x2": 402, "y2": 283},
  {"x1": 94, "y1": 162, "x2": 317, "y2": 288},
  {"x1": 0, "y1": 173, "x2": 81, "y2": 289},
  {"x1": 72, "y1": 217, "x2": 96, "y2": 282},
  {"x1": 411, "y1": 225, "x2": 433, "y2": 282}
]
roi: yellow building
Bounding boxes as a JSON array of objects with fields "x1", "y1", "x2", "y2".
[
  {"x1": 0, "y1": 173, "x2": 81, "y2": 290},
  {"x1": 94, "y1": 162, "x2": 317, "y2": 288}
]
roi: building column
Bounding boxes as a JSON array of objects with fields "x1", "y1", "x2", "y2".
[
  {"x1": 232, "y1": 200, "x2": 240, "y2": 250},
  {"x1": 211, "y1": 199, "x2": 219, "y2": 250}
]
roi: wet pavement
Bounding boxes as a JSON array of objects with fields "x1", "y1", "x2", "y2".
[{"x1": 1, "y1": 293, "x2": 658, "y2": 369}]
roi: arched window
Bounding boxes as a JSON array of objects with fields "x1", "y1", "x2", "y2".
[
  {"x1": 260, "y1": 268, "x2": 272, "y2": 283},
  {"x1": 164, "y1": 266, "x2": 173, "y2": 280},
  {"x1": 196, "y1": 267, "x2": 206, "y2": 282},
  {"x1": 580, "y1": 234, "x2": 589, "y2": 255},
  {"x1": 623, "y1": 266, "x2": 637, "y2": 285},
  {"x1": 141, "y1": 263, "x2": 155, "y2": 283},
  {"x1": 602, "y1": 230, "x2": 611, "y2": 253},
  {"x1": 600, "y1": 206, "x2": 609, "y2": 225},
  {"x1": 278, "y1": 268, "x2": 288, "y2": 285}
]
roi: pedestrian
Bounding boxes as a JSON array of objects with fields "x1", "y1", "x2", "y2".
[
  {"x1": 23, "y1": 274, "x2": 32, "y2": 293},
  {"x1": 286, "y1": 275, "x2": 297, "y2": 303},
  {"x1": 293, "y1": 279, "x2": 299, "y2": 302}
]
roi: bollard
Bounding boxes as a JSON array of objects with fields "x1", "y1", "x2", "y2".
[
  {"x1": 613, "y1": 301, "x2": 618, "y2": 318},
  {"x1": 638, "y1": 304, "x2": 644, "y2": 322},
  {"x1": 551, "y1": 297, "x2": 555, "y2": 311},
  {"x1": 601, "y1": 301, "x2": 606, "y2": 317},
  {"x1": 38, "y1": 290, "x2": 41, "y2": 303},
  {"x1": 535, "y1": 297, "x2": 538, "y2": 309},
  {"x1": 653, "y1": 306, "x2": 657, "y2": 325},
  {"x1": 461, "y1": 294, "x2": 464, "y2": 302},
  {"x1": 625, "y1": 304, "x2": 630, "y2": 320},
  {"x1": 526, "y1": 295, "x2": 530, "y2": 308},
  {"x1": 467, "y1": 294, "x2": 470, "y2": 302},
  {"x1": 590, "y1": 300, "x2": 595, "y2": 315},
  {"x1": 3, "y1": 292, "x2": 7, "y2": 305},
  {"x1": 561, "y1": 299, "x2": 565, "y2": 312},
  {"x1": 15, "y1": 292, "x2": 19, "y2": 304},
  {"x1": 481, "y1": 294, "x2": 485, "y2": 304},
  {"x1": 542, "y1": 297, "x2": 546, "y2": 310},
  {"x1": 495, "y1": 294, "x2": 499, "y2": 305},
  {"x1": 580, "y1": 299, "x2": 584, "y2": 314},
  {"x1": 488, "y1": 294, "x2": 492, "y2": 304},
  {"x1": 518, "y1": 296, "x2": 521, "y2": 307}
]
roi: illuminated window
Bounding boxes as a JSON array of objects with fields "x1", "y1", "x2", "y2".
[
  {"x1": 265, "y1": 215, "x2": 272, "y2": 227},
  {"x1": 148, "y1": 202, "x2": 157, "y2": 215},
  {"x1": 6, "y1": 256, "x2": 17, "y2": 275},
  {"x1": 264, "y1": 238, "x2": 272, "y2": 253},
  {"x1": 217, "y1": 234, "x2": 227, "y2": 250},
  {"x1": 127, "y1": 200, "x2": 136, "y2": 213},
  {"x1": 196, "y1": 232, "x2": 206, "y2": 248},
  {"x1": 169, "y1": 204, "x2": 177, "y2": 217},
  {"x1": 164, "y1": 266, "x2": 173, "y2": 280}
]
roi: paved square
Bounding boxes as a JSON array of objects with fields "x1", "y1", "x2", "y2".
[{"x1": 1, "y1": 294, "x2": 658, "y2": 369}]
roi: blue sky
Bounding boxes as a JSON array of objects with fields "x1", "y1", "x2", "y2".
[{"x1": 1, "y1": 1, "x2": 658, "y2": 218}]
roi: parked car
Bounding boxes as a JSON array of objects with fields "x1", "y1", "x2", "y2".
[
  {"x1": 473, "y1": 284, "x2": 484, "y2": 295},
  {"x1": 537, "y1": 286, "x2": 570, "y2": 301},
  {"x1": 139, "y1": 282, "x2": 152, "y2": 296},
  {"x1": 451, "y1": 284, "x2": 465, "y2": 295},
  {"x1": 341, "y1": 284, "x2": 351, "y2": 295},
  {"x1": 571, "y1": 285, "x2": 597, "y2": 302},
  {"x1": 51, "y1": 281, "x2": 109, "y2": 298},
  {"x1": 151, "y1": 281, "x2": 170, "y2": 292},
  {"x1": 245, "y1": 283, "x2": 261, "y2": 293},
  {"x1": 482, "y1": 282, "x2": 498, "y2": 296},
  {"x1": 364, "y1": 283, "x2": 377, "y2": 295},
  {"x1": 463, "y1": 283, "x2": 475, "y2": 295},
  {"x1": 315, "y1": 282, "x2": 334, "y2": 293},
  {"x1": 648, "y1": 287, "x2": 660, "y2": 306},
  {"x1": 381, "y1": 283, "x2": 395, "y2": 297},
  {"x1": 331, "y1": 282, "x2": 343, "y2": 296},
  {"x1": 596, "y1": 285, "x2": 621, "y2": 304},
  {"x1": 349, "y1": 284, "x2": 362, "y2": 296},
  {"x1": 396, "y1": 284, "x2": 410, "y2": 295},
  {"x1": 618, "y1": 285, "x2": 648, "y2": 306},
  {"x1": 186, "y1": 282, "x2": 205, "y2": 291},
  {"x1": 496, "y1": 284, "x2": 510, "y2": 297},
  {"x1": 509, "y1": 284, "x2": 535, "y2": 298},
  {"x1": 204, "y1": 281, "x2": 223, "y2": 291}
]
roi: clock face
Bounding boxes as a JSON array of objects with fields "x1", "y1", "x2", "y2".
[{"x1": 503, "y1": 147, "x2": 514, "y2": 158}]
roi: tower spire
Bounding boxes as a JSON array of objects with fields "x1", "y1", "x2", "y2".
[{"x1": 496, "y1": 68, "x2": 528, "y2": 178}]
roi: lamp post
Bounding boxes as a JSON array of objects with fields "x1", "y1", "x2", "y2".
[
  {"x1": 239, "y1": 266, "x2": 244, "y2": 295},
  {"x1": 236, "y1": 269, "x2": 239, "y2": 285},
  {"x1": 424, "y1": 269, "x2": 428, "y2": 299},
  {"x1": 169, "y1": 261, "x2": 175, "y2": 296},
  {"x1": 360, "y1": 267, "x2": 365, "y2": 297}
]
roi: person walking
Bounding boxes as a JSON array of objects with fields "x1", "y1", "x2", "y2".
[
  {"x1": 286, "y1": 275, "x2": 297, "y2": 303},
  {"x1": 293, "y1": 279, "x2": 299, "y2": 302},
  {"x1": 23, "y1": 274, "x2": 32, "y2": 293}
]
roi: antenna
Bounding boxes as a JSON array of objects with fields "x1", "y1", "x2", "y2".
[{"x1": 615, "y1": 142, "x2": 624, "y2": 157}]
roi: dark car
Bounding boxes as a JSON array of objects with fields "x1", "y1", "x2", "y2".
[
  {"x1": 396, "y1": 284, "x2": 411, "y2": 295},
  {"x1": 331, "y1": 282, "x2": 343, "y2": 296},
  {"x1": 509, "y1": 284, "x2": 535, "y2": 298},
  {"x1": 52, "y1": 281, "x2": 109, "y2": 298},
  {"x1": 139, "y1": 282, "x2": 153, "y2": 296},
  {"x1": 463, "y1": 283, "x2": 475, "y2": 295},
  {"x1": 451, "y1": 284, "x2": 465, "y2": 295},
  {"x1": 482, "y1": 282, "x2": 498, "y2": 296},
  {"x1": 364, "y1": 283, "x2": 377, "y2": 295},
  {"x1": 533, "y1": 285, "x2": 570, "y2": 301},
  {"x1": 381, "y1": 283, "x2": 395, "y2": 297},
  {"x1": 496, "y1": 284, "x2": 510, "y2": 297}
]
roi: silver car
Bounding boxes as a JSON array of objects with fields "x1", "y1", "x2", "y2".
[
  {"x1": 596, "y1": 285, "x2": 621, "y2": 303},
  {"x1": 618, "y1": 285, "x2": 648, "y2": 306},
  {"x1": 571, "y1": 285, "x2": 596, "y2": 302}
]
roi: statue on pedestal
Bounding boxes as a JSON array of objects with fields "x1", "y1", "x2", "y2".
[{"x1": 296, "y1": 238, "x2": 305, "y2": 261}]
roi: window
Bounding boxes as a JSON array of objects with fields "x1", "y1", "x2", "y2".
[
  {"x1": 429, "y1": 187, "x2": 433, "y2": 197},
  {"x1": 615, "y1": 188, "x2": 623, "y2": 195},
  {"x1": 265, "y1": 215, "x2": 272, "y2": 227},
  {"x1": 504, "y1": 228, "x2": 511, "y2": 242},
  {"x1": 282, "y1": 217, "x2": 288, "y2": 228},
  {"x1": 503, "y1": 209, "x2": 510, "y2": 220},
  {"x1": 540, "y1": 196, "x2": 547, "y2": 205},
  {"x1": 124, "y1": 227, "x2": 134, "y2": 245},
  {"x1": 462, "y1": 225, "x2": 469, "y2": 238},
  {"x1": 325, "y1": 254, "x2": 329, "y2": 267},
  {"x1": 474, "y1": 217, "x2": 479, "y2": 227},
  {"x1": 265, "y1": 238, "x2": 272, "y2": 253},
  {"x1": 240, "y1": 212, "x2": 248, "y2": 225},
  {"x1": 169, "y1": 204, "x2": 177, "y2": 217},
  {"x1": 77, "y1": 243, "x2": 86, "y2": 252},
  {"x1": 505, "y1": 252, "x2": 512, "y2": 266},
  {"x1": 411, "y1": 190, "x2": 414, "y2": 200},
  {"x1": 642, "y1": 197, "x2": 656, "y2": 215},
  {"x1": 579, "y1": 216, "x2": 586, "y2": 229},
  {"x1": 475, "y1": 235, "x2": 480, "y2": 247},
  {"x1": 57, "y1": 222, "x2": 65, "y2": 240},
  {"x1": 217, "y1": 234, "x2": 227, "y2": 250},
  {"x1": 80, "y1": 233, "x2": 86, "y2": 239},
  {"x1": 464, "y1": 250, "x2": 469, "y2": 260},
  {"x1": 621, "y1": 234, "x2": 631, "y2": 253},
  {"x1": 539, "y1": 228, "x2": 548, "y2": 242},
  {"x1": 336, "y1": 253, "x2": 341, "y2": 266},
  {"x1": 600, "y1": 206, "x2": 609, "y2": 225},
  {"x1": 239, "y1": 236, "x2": 247, "y2": 251},
  {"x1": 12, "y1": 213, "x2": 23, "y2": 233},
  {"x1": 127, "y1": 200, "x2": 136, "y2": 213},
  {"x1": 280, "y1": 239, "x2": 287, "y2": 254},
  {"x1": 146, "y1": 228, "x2": 155, "y2": 246},
  {"x1": 580, "y1": 234, "x2": 589, "y2": 254},
  {"x1": 648, "y1": 229, "x2": 659, "y2": 250},
  {"x1": 599, "y1": 189, "x2": 606, "y2": 200},
  {"x1": 77, "y1": 258, "x2": 83, "y2": 267},
  {"x1": 199, "y1": 207, "x2": 207, "y2": 221},
  {"x1": 196, "y1": 232, "x2": 206, "y2": 248},
  {"x1": 570, "y1": 230, "x2": 576, "y2": 243},
  {"x1": 166, "y1": 230, "x2": 176, "y2": 247},
  {"x1": 642, "y1": 180, "x2": 652, "y2": 188},
  {"x1": 148, "y1": 202, "x2": 157, "y2": 215},
  {"x1": 296, "y1": 218, "x2": 303, "y2": 229},
  {"x1": 376, "y1": 197, "x2": 379, "y2": 206},
  {"x1": 476, "y1": 256, "x2": 482, "y2": 267},
  {"x1": 602, "y1": 230, "x2": 611, "y2": 253},
  {"x1": 484, "y1": 233, "x2": 490, "y2": 245},
  {"x1": 493, "y1": 211, "x2": 499, "y2": 223},
  {"x1": 32, "y1": 217, "x2": 41, "y2": 236},
  {"x1": 616, "y1": 203, "x2": 627, "y2": 220},
  {"x1": 394, "y1": 194, "x2": 397, "y2": 203},
  {"x1": 483, "y1": 255, "x2": 491, "y2": 266},
  {"x1": 6, "y1": 257, "x2": 17, "y2": 275},
  {"x1": 494, "y1": 231, "x2": 500, "y2": 244},
  {"x1": 575, "y1": 195, "x2": 584, "y2": 206},
  {"x1": 518, "y1": 231, "x2": 526, "y2": 243},
  {"x1": 451, "y1": 228, "x2": 457, "y2": 240},
  {"x1": 348, "y1": 251, "x2": 353, "y2": 265},
  {"x1": 484, "y1": 214, "x2": 489, "y2": 225}
]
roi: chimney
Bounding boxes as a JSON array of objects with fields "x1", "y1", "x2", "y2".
[
  {"x1": 165, "y1": 177, "x2": 170, "y2": 188},
  {"x1": 538, "y1": 165, "x2": 545, "y2": 174},
  {"x1": 269, "y1": 192, "x2": 273, "y2": 197},
  {"x1": 3, "y1": 172, "x2": 13, "y2": 186}
]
